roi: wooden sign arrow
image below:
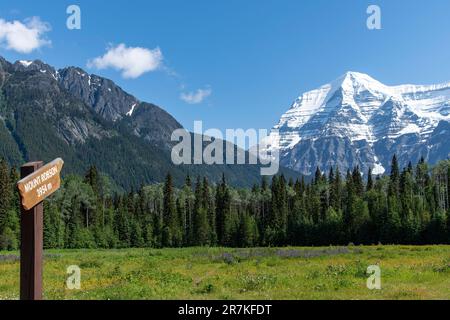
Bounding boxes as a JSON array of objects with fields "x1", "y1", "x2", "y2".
[{"x1": 17, "y1": 158, "x2": 64, "y2": 210}]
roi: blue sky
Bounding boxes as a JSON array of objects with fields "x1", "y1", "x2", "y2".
[{"x1": 1, "y1": 0, "x2": 450, "y2": 143}]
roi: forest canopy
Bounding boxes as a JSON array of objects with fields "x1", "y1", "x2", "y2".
[{"x1": 0, "y1": 155, "x2": 449, "y2": 250}]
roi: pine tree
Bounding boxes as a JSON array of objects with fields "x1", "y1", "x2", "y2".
[
  {"x1": 238, "y1": 213, "x2": 258, "y2": 247},
  {"x1": 215, "y1": 174, "x2": 230, "y2": 245},
  {"x1": 328, "y1": 167, "x2": 335, "y2": 185},
  {"x1": 130, "y1": 217, "x2": 144, "y2": 247},
  {"x1": 0, "y1": 158, "x2": 16, "y2": 250},
  {"x1": 85, "y1": 165, "x2": 100, "y2": 197},
  {"x1": 44, "y1": 201, "x2": 59, "y2": 249},
  {"x1": 352, "y1": 166, "x2": 364, "y2": 197},
  {"x1": 223, "y1": 210, "x2": 239, "y2": 247},
  {"x1": 193, "y1": 207, "x2": 210, "y2": 246},
  {"x1": 330, "y1": 167, "x2": 342, "y2": 210},
  {"x1": 0, "y1": 158, "x2": 11, "y2": 229},
  {"x1": 163, "y1": 173, "x2": 179, "y2": 246},
  {"x1": 314, "y1": 167, "x2": 322, "y2": 184},
  {"x1": 202, "y1": 177, "x2": 217, "y2": 245},
  {"x1": 367, "y1": 168, "x2": 374, "y2": 191},
  {"x1": 191, "y1": 177, "x2": 210, "y2": 246},
  {"x1": 116, "y1": 197, "x2": 131, "y2": 247},
  {"x1": 343, "y1": 170, "x2": 355, "y2": 242},
  {"x1": 389, "y1": 154, "x2": 400, "y2": 197},
  {"x1": 183, "y1": 175, "x2": 195, "y2": 246},
  {"x1": 382, "y1": 195, "x2": 402, "y2": 244},
  {"x1": 261, "y1": 176, "x2": 268, "y2": 191},
  {"x1": 9, "y1": 167, "x2": 20, "y2": 213}
]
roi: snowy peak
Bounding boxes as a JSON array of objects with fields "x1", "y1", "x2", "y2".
[
  {"x1": 335, "y1": 71, "x2": 386, "y2": 91},
  {"x1": 19, "y1": 60, "x2": 33, "y2": 67},
  {"x1": 274, "y1": 72, "x2": 450, "y2": 142},
  {"x1": 268, "y1": 72, "x2": 450, "y2": 176},
  {"x1": 13, "y1": 59, "x2": 58, "y2": 78},
  {"x1": 325, "y1": 71, "x2": 390, "y2": 100}
]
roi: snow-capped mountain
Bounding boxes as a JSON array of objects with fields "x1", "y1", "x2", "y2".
[{"x1": 265, "y1": 72, "x2": 450, "y2": 175}]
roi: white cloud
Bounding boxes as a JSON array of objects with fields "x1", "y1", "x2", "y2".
[
  {"x1": 88, "y1": 44, "x2": 163, "y2": 79},
  {"x1": 0, "y1": 16, "x2": 51, "y2": 53},
  {"x1": 180, "y1": 88, "x2": 212, "y2": 104}
]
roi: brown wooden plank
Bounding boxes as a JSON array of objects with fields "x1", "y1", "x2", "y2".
[{"x1": 17, "y1": 158, "x2": 64, "y2": 211}]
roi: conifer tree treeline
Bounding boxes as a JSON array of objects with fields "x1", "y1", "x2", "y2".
[{"x1": 0, "y1": 156, "x2": 449, "y2": 250}]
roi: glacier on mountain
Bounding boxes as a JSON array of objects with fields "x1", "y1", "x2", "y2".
[{"x1": 265, "y1": 72, "x2": 450, "y2": 176}]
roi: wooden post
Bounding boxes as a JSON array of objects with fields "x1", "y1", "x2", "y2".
[{"x1": 20, "y1": 161, "x2": 44, "y2": 300}]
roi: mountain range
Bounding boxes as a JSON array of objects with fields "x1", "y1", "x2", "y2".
[
  {"x1": 2, "y1": 58, "x2": 448, "y2": 188},
  {"x1": 264, "y1": 71, "x2": 450, "y2": 175},
  {"x1": 0, "y1": 56, "x2": 296, "y2": 190}
]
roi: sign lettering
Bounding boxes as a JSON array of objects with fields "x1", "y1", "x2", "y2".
[{"x1": 17, "y1": 158, "x2": 64, "y2": 210}]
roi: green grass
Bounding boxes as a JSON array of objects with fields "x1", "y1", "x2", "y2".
[{"x1": 1, "y1": 246, "x2": 449, "y2": 300}]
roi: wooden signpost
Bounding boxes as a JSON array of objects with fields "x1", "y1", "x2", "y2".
[{"x1": 17, "y1": 158, "x2": 64, "y2": 300}]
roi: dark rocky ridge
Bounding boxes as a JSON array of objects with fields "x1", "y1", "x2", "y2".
[{"x1": 0, "y1": 56, "x2": 297, "y2": 189}]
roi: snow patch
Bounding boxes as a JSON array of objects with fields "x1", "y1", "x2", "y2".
[
  {"x1": 52, "y1": 70, "x2": 59, "y2": 81},
  {"x1": 19, "y1": 60, "x2": 33, "y2": 67},
  {"x1": 126, "y1": 103, "x2": 138, "y2": 116},
  {"x1": 372, "y1": 163, "x2": 385, "y2": 175},
  {"x1": 396, "y1": 124, "x2": 420, "y2": 136}
]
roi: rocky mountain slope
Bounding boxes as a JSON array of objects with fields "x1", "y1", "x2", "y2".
[{"x1": 0, "y1": 56, "x2": 294, "y2": 189}]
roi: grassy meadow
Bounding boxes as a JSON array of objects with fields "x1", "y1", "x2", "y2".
[{"x1": 0, "y1": 245, "x2": 449, "y2": 300}]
